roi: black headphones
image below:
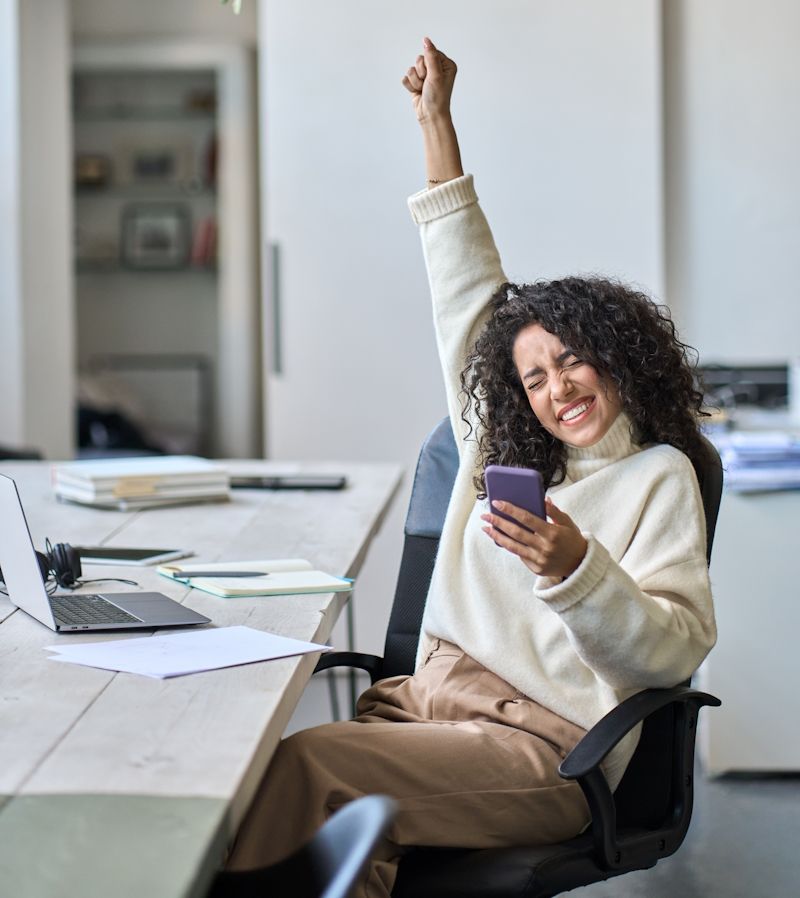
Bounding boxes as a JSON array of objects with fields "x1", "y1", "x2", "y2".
[{"x1": 36, "y1": 540, "x2": 83, "y2": 589}]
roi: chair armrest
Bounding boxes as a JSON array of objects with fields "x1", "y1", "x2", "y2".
[
  {"x1": 559, "y1": 686, "x2": 720, "y2": 780},
  {"x1": 314, "y1": 651, "x2": 385, "y2": 684},
  {"x1": 557, "y1": 686, "x2": 720, "y2": 871}
]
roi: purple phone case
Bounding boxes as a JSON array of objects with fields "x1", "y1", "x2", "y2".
[{"x1": 484, "y1": 465, "x2": 546, "y2": 532}]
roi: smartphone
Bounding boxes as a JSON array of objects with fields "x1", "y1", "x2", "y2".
[
  {"x1": 229, "y1": 475, "x2": 347, "y2": 491},
  {"x1": 484, "y1": 465, "x2": 546, "y2": 533},
  {"x1": 75, "y1": 547, "x2": 192, "y2": 566}
]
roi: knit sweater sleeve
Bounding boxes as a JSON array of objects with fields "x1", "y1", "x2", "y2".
[
  {"x1": 534, "y1": 452, "x2": 717, "y2": 690},
  {"x1": 408, "y1": 175, "x2": 507, "y2": 451}
]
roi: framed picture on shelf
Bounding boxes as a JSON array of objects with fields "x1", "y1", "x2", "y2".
[
  {"x1": 115, "y1": 140, "x2": 194, "y2": 188},
  {"x1": 120, "y1": 203, "x2": 191, "y2": 270}
]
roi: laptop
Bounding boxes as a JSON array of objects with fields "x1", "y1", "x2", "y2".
[{"x1": 0, "y1": 474, "x2": 210, "y2": 632}]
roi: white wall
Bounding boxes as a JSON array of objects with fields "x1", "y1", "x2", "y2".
[
  {"x1": 19, "y1": 0, "x2": 75, "y2": 459},
  {"x1": 0, "y1": 0, "x2": 24, "y2": 447},
  {"x1": 0, "y1": 0, "x2": 74, "y2": 459},
  {"x1": 664, "y1": 0, "x2": 800, "y2": 362},
  {"x1": 260, "y1": 0, "x2": 664, "y2": 654}
]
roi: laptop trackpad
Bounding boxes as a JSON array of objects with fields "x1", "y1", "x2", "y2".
[{"x1": 105, "y1": 592, "x2": 209, "y2": 625}]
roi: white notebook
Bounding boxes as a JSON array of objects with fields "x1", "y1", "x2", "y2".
[{"x1": 158, "y1": 558, "x2": 353, "y2": 598}]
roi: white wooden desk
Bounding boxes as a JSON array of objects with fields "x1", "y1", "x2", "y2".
[
  {"x1": 699, "y1": 487, "x2": 800, "y2": 775},
  {"x1": 696, "y1": 411, "x2": 800, "y2": 775},
  {"x1": 0, "y1": 460, "x2": 401, "y2": 898}
]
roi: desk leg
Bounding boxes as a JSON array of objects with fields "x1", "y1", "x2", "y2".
[
  {"x1": 347, "y1": 592, "x2": 357, "y2": 717},
  {"x1": 326, "y1": 671, "x2": 341, "y2": 722},
  {"x1": 325, "y1": 592, "x2": 356, "y2": 722}
]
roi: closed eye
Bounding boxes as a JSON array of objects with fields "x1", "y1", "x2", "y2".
[{"x1": 524, "y1": 353, "x2": 583, "y2": 391}]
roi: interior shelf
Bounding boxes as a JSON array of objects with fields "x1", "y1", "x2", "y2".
[
  {"x1": 75, "y1": 261, "x2": 218, "y2": 275},
  {"x1": 74, "y1": 108, "x2": 216, "y2": 123}
]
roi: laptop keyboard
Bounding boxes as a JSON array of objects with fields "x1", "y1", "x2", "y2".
[{"x1": 51, "y1": 594, "x2": 142, "y2": 627}]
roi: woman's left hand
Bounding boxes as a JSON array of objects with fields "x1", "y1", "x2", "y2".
[{"x1": 481, "y1": 498, "x2": 588, "y2": 580}]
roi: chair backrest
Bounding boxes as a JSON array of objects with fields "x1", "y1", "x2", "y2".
[
  {"x1": 380, "y1": 418, "x2": 459, "y2": 678},
  {"x1": 695, "y1": 433, "x2": 724, "y2": 564},
  {"x1": 210, "y1": 795, "x2": 396, "y2": 898},
  {"x1": 313, "y1": 795, "x2": 397, "y2": 898},
  {"x1": 612, "y1": 431, "x2": 722, "y2": 829}
]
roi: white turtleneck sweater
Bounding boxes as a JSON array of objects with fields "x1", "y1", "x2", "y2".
[{"x1": 408, "y1": 175, "x2": 716, "y2": 789}]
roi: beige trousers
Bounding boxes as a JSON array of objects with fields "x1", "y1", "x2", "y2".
[{"x1": 227, "y1": 640, "x2": 591, "y2": 898}]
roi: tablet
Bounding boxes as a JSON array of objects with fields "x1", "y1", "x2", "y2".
[
  {"x1": 75, "y1": 547, "x2": 192, "y2": 566},
  {"x1": 229, "y1": 475, "x2": 347, "y2": 490}
]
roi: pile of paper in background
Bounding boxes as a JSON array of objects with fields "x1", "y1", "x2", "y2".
[{"x1": 711, "y1": 430, "x2": 800, "y2": 492}]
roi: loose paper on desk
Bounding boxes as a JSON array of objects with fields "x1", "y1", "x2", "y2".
[{"x1": 44, "y1": 626, "x2": 330, "y2": 679}]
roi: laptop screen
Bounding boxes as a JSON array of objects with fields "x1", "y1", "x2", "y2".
[{"x1": 0, "y1": 475, "x2": 57, "y2": 629}]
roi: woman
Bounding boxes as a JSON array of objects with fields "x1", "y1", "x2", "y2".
[{"x1": 226, "y1": 38, "x2": 716, "y2": 898}]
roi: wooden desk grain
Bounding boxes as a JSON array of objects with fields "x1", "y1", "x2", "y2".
[{"x1": 0, "y1": 460, "x2": 402, "y2": 898}]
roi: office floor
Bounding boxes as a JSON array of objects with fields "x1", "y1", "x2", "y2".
[{"x1": 287, "y1": 675, "x2": 800, "y2": 897}]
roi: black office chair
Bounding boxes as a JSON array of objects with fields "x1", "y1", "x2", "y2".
[
  {"x1": 210, "y1": 794, "x2": 397, "y2": 898},
  {"x1": 314, "y1": 417, "x2": 722, "y2": 897}
]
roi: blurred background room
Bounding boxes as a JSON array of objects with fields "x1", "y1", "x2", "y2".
[{"x1": 1, "y1": 2, "x2": 798, "y2": 894}]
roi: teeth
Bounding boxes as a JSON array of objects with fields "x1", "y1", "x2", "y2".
[{"x1": 562, "y1": 401, "x2": 590, "y2": 422}]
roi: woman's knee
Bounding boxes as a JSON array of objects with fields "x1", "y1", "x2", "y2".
[
  {"x1": 271, "y1": 725, "x2": 335, "y2": 781},
  {"x1": 281, "y1": 720, "x2": 356, "y2": 758},
  {"x1": 273, "y1": 721, "x2": 367, "y2": 787}
]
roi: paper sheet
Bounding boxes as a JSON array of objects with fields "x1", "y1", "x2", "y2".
[{"x1": 45, "y1": 625, "x2": 330, "y2": 678}]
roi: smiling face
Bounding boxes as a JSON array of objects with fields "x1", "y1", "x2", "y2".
[{"x1": 512, "y1": 323, "x2": 622, "y2": 448}]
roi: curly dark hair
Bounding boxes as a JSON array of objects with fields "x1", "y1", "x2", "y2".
[{"x1": 460, "y1": 277, "x2": 709, "y2": 494}]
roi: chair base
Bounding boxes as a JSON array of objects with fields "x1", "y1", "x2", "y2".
[{"x1": 392, "y1": 835, "x2": 658, "y2": 898}]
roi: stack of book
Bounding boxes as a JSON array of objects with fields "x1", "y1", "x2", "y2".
[
  {"x1": 711, "y1": 430, "x2": 800, "y2": 492},
  {"x1": 52, "y1": 456, "x2": 230, "y2": 510}
]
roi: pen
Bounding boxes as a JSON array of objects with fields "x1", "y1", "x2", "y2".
[{"x1": 172, "y1": 571, "x2": 270, "y2": 579}]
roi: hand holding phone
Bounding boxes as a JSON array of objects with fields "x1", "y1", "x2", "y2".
[
  {"x1": 484, "y1": 465, "x2": 545, "y2": 533},
  {"x1": 482, "y1": 466, "x2": 588, "y2": 579}
]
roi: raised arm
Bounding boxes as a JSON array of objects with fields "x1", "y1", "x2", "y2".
[
  {"x1": 403, "y1": 39, "x2": 506, "y2": 448},
  {"x1": 402, "y1": 37, "x2": 464, "y2": 188}
]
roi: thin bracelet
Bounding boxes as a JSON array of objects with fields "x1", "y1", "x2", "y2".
[{"x1": 427, "y1": 178, "x2": 443, "y2": 184}]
